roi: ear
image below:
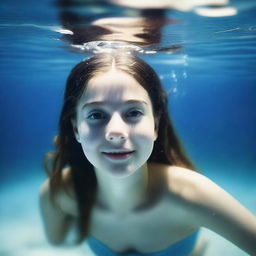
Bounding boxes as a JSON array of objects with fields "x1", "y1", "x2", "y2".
[
  {"x1": 71, "y1": 119, "x2": 81, "y2": 143},
  {"x1": 154, "y1": 115, "x2": 160, "y2": 141}
]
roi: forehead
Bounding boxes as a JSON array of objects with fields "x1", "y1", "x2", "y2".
[{"x1": 79, "y1": 70, "x2": 151, "y2": 104}]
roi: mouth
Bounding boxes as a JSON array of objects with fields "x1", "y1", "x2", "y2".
[{"x1": 102, "y1": 150, "x2": 135, "y2": 160}]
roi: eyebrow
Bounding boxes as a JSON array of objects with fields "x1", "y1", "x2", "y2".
[{"x1": 82, "y1": 100, "x2": 148, "y2": 110}]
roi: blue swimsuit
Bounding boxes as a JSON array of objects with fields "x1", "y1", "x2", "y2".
[{"x1": 87, "y1": 231, "x2": 199, "y2": 256}]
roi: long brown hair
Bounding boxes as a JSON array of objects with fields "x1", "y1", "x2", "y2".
[{"x1": 44, "y1": 51, "x2": 195, "y2": 243}]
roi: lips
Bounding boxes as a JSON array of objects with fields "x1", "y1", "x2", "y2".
[{"x1": 102, "y1": 150, "x2": 135, "y2": 160}]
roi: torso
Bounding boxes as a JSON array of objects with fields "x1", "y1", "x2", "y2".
[
  {"x1": 89, "y1": 198, "x2": 198, "y2": 253},
  {"x1": 60, "y1": 163, "x2": 201, "y2": 253}
]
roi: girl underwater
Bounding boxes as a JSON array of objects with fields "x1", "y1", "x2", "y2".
[{"x1": 40, "y1": 52, "x2": 256, "y2": 256}]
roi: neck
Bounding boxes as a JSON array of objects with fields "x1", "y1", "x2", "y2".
[{"x1": 94, "y1": 163, "x2": 149, "y2": 214}]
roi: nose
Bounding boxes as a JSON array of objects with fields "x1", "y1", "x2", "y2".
[
  {"x1": 106, "y1": 132, "x2": 127, "y2": 142},
  {"x1": 105, "y1": 113, "x2": 128, "y2": 143}
]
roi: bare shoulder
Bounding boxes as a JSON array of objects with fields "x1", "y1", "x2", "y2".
[
  {"x1": 149, "y1": 163, "x2": 209, "y2": 202},
  {"x1": 164, "y1": 165, "x2": 249, "y2": 208},
  {"x1": 150, "y1": 163, "x2": 237, "y2": 205},
  {"x1": 164, "y1": 165, "x2": 210, "y2": 201},
  {"x1": 164, "y1": 166, "x2": 256, "y2": 255},
  {"x1": 39, "y1": 168, "x2": 78, "y2": 217},
  {"x1": 165, "y1": 165, "x2": 246, "y2": 206}
]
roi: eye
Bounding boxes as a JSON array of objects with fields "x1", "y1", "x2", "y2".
[
  {"x1": 87, "y1": 111, "x2": 107, "y2": 120},
  {"x1": 126, "y1": 109, "x2": 143, "y2": 119}
]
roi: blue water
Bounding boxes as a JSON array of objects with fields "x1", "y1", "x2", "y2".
[{"x1": 0, "y1": 0, "x2": 256, "y2": 255}]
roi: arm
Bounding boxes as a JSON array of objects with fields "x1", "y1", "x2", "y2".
[
  {"x1": 39, "y1": 178, "x2": 77, "y2": 245},
  {"x1": 190, "y1": 174, "x2": 256, "y2": 255}
]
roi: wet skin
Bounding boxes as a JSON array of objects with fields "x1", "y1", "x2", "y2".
[{"x1": 72, "y1": 69, "x2": 158, "y2": 178}]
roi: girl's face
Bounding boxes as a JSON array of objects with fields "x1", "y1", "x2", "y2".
[{"x1": 73, "y1": 70, "x2": 159, "y2": 178}]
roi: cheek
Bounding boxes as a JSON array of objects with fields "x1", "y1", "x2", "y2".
[
  {"x1": 135, "y1": 133, "x2": 155, "y2": 150},
  {"x1": 77, "y1": 123, "x2": 103, "y2": 162},
  {"x1": 132, "y1": 121, "x2": 156, "y2": 151},
  {"x1": 133, "y1": 132, "x2": 155, "y2": 164},
  {"x1": 134, "y1": 117, "x2": 156, "y2": 139},
  {"x1": 78, "y1": 122, "x2": 102, "y2": 142},
  {"x1": 77, "y1": 123, "x2": 100, "y2": 165},
  {"x1": 77, "y1": 122, "x2": 89, "y2": 137}
]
